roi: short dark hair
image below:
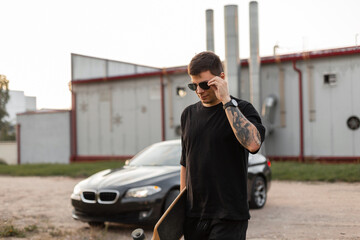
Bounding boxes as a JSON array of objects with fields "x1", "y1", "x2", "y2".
[{"x1": 188, "y1": 51, "x2": 223, "y2": 76}]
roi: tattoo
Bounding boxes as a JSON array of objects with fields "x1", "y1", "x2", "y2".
[{"x1": 226, "y1": 106, "x2": 261, "y2": 150}]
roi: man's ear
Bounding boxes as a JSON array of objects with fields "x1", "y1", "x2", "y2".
[{"x1": 220, "y1": 72, "x2": 225, "y2": 79}]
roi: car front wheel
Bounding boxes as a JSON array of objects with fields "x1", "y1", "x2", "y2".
[
  {"x1": 163, "y1": 189, "x2": 180, "y2": 212},
  {"x1": 249, "y1": 176, "x2": 267, "y2": 209}
]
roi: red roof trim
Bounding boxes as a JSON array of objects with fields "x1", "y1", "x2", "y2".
[
  {"x1": 242, "y1": 45, "x2": 360, "y2": 66},
  {"x1": 17, "y1": 109, "x2": 70, "y2": 116},
  {"x1": 72, "y1": 68, "x2": 188, "y2": 85}
]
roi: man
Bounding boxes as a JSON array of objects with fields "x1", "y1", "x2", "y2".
[{"x1": 180, "y1": 51, "x2": 265, "y2": 240}]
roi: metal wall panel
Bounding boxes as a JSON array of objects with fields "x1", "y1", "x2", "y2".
[
  {"x1": 72, "y1": 55, "x2": 107, "y2": 80},
  {"x1": 99, "y1": 86, "x2": 112, "y2": 154},
  {"x1": 108, "y1": 60, "x2": 136, "y2": 77},
  {"x1": 135, "y1": 65, "x2": 160, "y2": 73},
  {"x1": 76, "y1": 87, "x2": 90, "y2": 155},
  {"x1": 308, "y1": 56, "x2": 360, "y2": 156},
  {"x1": 88, "y1": 87, "x2": 101, "y2": 154},
  {"x1": 111, "y1": 81, "x2": 137, "y2": 155},
  {"x1": 351, "y1": 57, "x2": 360, "y2": 156},
  {"x1": 76, "y1": 85, "x2": 102, "y2": 155},
  {"x1": 72, "y1": 54, "x2": 159, "y2": 81},
  {"x1": 163, "y1": 74, "x2": 198, "y2": 140},
  {"x1": 75, "y1": 76, "x2": 162, "y2": 156},
  {"x1": 17, "y1": 111, "x2": 70, "y2": 164},
  {"x1": 260, "y1": 62, "x2": 300, "y2": 156},
  {"x1": 308, "y1": 60, "x2": 333, "y2": 156},
  {"x1": 303, "y1": 63, "x2": 316, "y2": 156},
  {"x1": 258, "y1": 55, "x2": 360, "y2": 158},
  {"x1": 135, "y1": 78, "x2": 161, "y2": 151}
]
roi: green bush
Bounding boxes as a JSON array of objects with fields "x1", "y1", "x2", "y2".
[{"x1": 0, "y1": 159, "x2": 7, "y2": 165}]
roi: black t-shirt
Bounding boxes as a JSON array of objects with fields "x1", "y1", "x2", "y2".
[{"x1": 180, "y1": 97, "x2": 265, "y2": 221}]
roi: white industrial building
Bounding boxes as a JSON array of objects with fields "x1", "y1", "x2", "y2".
[
  {"x1": 16, "y1": 2, "x2": 360, "y2": 164},
  {"x1": 68, "y1": 46, "x2": 360, "y2": 164},
  {"x1": 70, "y1": 54, "x2": 195, "y2": 162}
]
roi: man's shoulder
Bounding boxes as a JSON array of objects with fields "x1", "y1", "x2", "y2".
[
  {"x1": 231, "y1": 96, "x2": 251, "y2": 109},
  {"x1": 231, "y1": 96, "x2": 261, "y2": 117}
]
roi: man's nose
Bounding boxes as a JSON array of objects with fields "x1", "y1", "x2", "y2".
[{"x1": 196, "y1": 85, "x2": 204, "y2": 93}]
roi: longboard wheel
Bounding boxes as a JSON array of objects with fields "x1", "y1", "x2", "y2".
[{"x1": 131, "y1": 228, "x2": 145, "y2": 240}]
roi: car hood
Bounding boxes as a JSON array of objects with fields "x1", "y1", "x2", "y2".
[
  {"x1": 82, "y1": 166, "x2": 180, "y2": 189},
  {"x1": 248, "y1": 153, "x2": 266, "y2": 166}
]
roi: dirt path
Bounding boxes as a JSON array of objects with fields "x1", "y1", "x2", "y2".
[{"x1": 0, "y1": 176, "x2": 359, "y2": 239}]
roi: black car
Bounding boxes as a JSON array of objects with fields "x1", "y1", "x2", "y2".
[{"x1": 71, "y1": 139, "x2": 271, "y2": 226}]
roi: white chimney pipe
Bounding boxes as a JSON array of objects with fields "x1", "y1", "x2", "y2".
[
  {"x1": 206, "y1": 9, "x2": 215, "y2": 52},
  {"x1": 224, "y1": 5, "x2": 240, "y2": 97},
  {"x1": 249, "y1": 1, "x2": 261, "y2": 110}
]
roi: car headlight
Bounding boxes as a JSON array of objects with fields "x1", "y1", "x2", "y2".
[
  {"x1": 125, "y1": 186, "x2": 162, "y2": 198},
  {"x1": 71, "y1": 184, "x2": 82, "y2": 201}
]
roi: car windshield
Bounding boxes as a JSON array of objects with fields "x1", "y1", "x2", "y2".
[{"x1": 128, "y1": 143, "x2": 181, "y2": 166}]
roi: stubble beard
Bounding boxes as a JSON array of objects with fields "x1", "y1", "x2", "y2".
[{"x1": 198, "y1": 93, "x2": 218, "y2": 106}]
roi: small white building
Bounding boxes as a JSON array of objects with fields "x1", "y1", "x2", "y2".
[
  {"x1": 5, "y1": 90, "x2": 36, "y2": 125},
  {"x1": 17, "y1": 110, "x2": 71, "y2": 164}
]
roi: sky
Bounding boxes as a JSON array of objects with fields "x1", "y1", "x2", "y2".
[{"x1": 1, "y1": 0, "x2": 359, "y2": 110}]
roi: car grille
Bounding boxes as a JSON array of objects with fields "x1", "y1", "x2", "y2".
[
  {"x1": 81, "y1": 190, "x2": 120, "y2": 204},
  {"x1": 82, "y1": 191, "x2": 96, "y2": 204},
  {"x1": 98, "y1": 190, "x2": 119, "y2": 204}
]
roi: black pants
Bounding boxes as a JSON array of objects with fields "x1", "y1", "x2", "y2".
[{"x1": 184, "y1": 217, "x2": 248, "y2": 240}]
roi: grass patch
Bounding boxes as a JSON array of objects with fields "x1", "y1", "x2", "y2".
[
  {"x1": 271, "y1": 162, "x2": 360, "y2": 182},
  {"x1": 0, "y1": 224, "x2": 25, "y2": 238},
  {"x1": 49, "y1": 228, "x2": 64, "y2": 237},
  {"x1": 24, "y1": 224, "x2": 38, "y2": 233},
  {"x1": 0, "y1": 161, "x2": 125, "y2": 178},
  {"x1": 0, "y1": 160, "x2": 359, "y2": 182}
]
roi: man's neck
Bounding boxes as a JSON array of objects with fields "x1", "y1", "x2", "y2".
[{"x1": 201, "y1": 99, "x2": 222, "y2": 107}]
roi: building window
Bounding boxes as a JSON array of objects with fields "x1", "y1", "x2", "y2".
[{"x1": 323, "y1": 74, "x2": 337, "y2": 86}]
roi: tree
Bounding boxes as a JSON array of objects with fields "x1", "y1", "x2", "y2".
[{"x1": 0, "y1": 75, "x2": 12, "y2": 141}]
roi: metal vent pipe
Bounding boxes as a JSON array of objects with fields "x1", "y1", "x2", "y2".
[
  {"x1": 249, "y1": 1, "x2": 261, "y2": 110},
  {"x1": 206, "y1": 9, "x2": 215, "y2": 52},
  {"x1": 224, "y1": 5, "x2": 240, "y2": 97}
]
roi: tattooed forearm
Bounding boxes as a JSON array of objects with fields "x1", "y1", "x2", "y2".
[{"x1": 225, "y1": 106, "x2": 261, "y2": 152}]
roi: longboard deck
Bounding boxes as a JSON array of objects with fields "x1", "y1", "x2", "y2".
[{"x1": 152, "y1": 188, "x2": 187, "y2": 240}]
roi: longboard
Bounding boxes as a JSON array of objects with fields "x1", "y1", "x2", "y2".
[{"x1": 151, "y1": 187, "x2": 187, "y2": 240}]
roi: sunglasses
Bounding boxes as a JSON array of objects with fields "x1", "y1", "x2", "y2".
[{"x1": 188, "y1": 81, "x2": 210, "y2": 91}]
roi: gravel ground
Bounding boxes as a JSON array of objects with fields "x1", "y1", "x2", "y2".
[{"x1": 0, "y1": 176, "x2": 359, "y2": 240}]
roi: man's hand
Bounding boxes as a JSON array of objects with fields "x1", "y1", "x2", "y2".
[{"x1": 207, "y1": 76, "x2": 231, "y2": 104}]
